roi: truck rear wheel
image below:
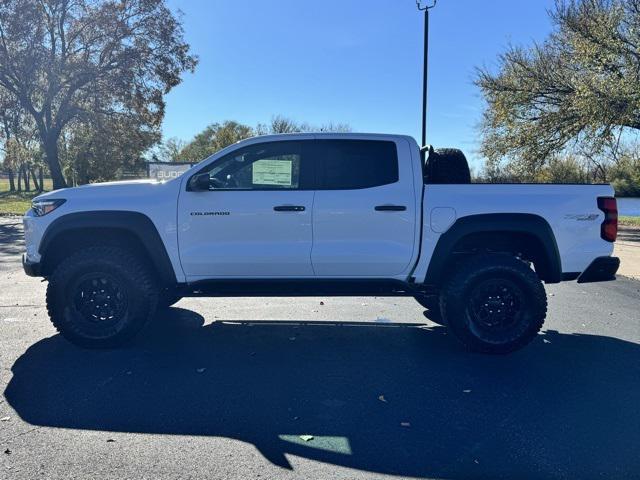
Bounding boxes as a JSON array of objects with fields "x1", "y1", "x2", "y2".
[
  {"x1": 46, "y1": 246, "x2": 159, "y2": 349},
  {"x1": 440, "y1": 255, "x2": 547, "y2": 354}
]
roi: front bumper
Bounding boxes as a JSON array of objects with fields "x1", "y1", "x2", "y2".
[
  {"x1": 22, "y1": 254, "x2": 42, "y2": 277},
  {"x1": 577, "y1": 256, "x2": 620, "y2": 284}
]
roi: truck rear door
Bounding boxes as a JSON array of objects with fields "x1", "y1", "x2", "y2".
[{"x1": 311, "y1": 138, "x2": 418, "y2": 277}]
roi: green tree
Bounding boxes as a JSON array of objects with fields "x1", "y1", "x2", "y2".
[
  {"x1": 609, "y1": 151, "x2": 640, "y2": 195},
  {"x1": 178, "y1": 121, "x2": 254, "y2": 163},
  {"x1": 477, "y1": 0, "x2": 640, "y2": 177},
  {"x1": 60, "y1": 114, "x2": 159, "y2": 185},
  {"x1": 0, "y1": 0, "x2": 197, "y2": 189},
  {"x1": 0, "y1": 89, "x2": 43, "y2": 191},
  {"x1": 178, "y1": 116, "x2": 353, "y2": 163}
]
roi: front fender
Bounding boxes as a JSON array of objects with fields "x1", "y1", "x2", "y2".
[{"x1": 39, "y1": 211, "x2": 178, "y2": 285}]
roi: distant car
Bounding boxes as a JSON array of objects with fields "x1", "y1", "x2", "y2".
[{"x1": 23, "y1": 133, "x2": 620, "y2": 353}]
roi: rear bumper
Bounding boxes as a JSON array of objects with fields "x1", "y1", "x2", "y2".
[
  {"x1": 22, "y1": 254, "x2": 42, "y2": 277},
  {"x1": 577, "y1": 256, "x2": 620, "y2": 284}
]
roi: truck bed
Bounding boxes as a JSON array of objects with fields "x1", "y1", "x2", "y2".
[{"x1": 412, "y1": 183, "x2": 615, "y2": 282}]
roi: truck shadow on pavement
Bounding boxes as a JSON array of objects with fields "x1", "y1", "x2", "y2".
[
  {"x1": 0, "y1": 220, "x2": 24, "y2": 258},
  {"x1": 5, "y1": 307, "x2": 640, "y2": 479}
]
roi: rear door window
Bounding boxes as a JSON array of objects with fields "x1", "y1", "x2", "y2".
[{"x1": 315, "y1": 140, "x2": 399, "y2": 190}]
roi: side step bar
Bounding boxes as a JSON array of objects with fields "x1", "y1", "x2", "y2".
[{"x1": 180, "y1": 279, "x2": 430, "y2": 298}]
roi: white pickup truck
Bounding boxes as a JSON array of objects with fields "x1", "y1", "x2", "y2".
[{"x1": 23, "y1": 133, "x2": 620, "y2": 353}]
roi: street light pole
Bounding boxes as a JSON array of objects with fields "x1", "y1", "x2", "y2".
[{"x1": 417, "y1": 1, "x2": 437, "y2": 149}]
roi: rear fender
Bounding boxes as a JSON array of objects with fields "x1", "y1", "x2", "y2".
[{"x1": 422, "y1": 213, "x2": 562, "y2": 285}]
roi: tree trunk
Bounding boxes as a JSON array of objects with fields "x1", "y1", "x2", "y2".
[
  {"x1": 17, "y1": 164, "x2": 24, "y2": 192},
  {"x1": 43, "y1": 136, "x2": 66, "y2": 190},
  {"x1": 24, "y1": 168, "x2": 31, "y2": 192},
  {"x1": 30, "y1": 167, "x2": 42, "y2": 192},
  {"x1": 39, "y1": 167, "x2": 44, "y2": 192},
  {"x1": 7, "y1": 169, "x2": 15, "y2": 192}
]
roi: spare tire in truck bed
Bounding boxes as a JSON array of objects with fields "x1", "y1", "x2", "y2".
[{"x1": 426, "y1": 148, "x2": 471, "y2": 184}]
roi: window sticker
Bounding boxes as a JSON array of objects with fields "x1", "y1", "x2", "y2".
[{"x1": 252, "y1": 159, "x2": 293, "y2": 186}]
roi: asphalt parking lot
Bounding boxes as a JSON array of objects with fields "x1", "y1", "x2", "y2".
[{"x1": 1, "y1": 217, "x2": 639, "y2": 480}]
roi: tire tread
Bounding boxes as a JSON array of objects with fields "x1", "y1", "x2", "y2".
[
  {"x1": 440, "y1": 254, "x2": 547, "y2": 354},
  {"x1": 46, "y1": 246, "x2": 158, "y2": 348}
]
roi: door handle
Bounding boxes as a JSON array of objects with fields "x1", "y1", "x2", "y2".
[
  {"x1": 274, "y1": 205, "x2": 306, "y2": 212},
  {"x1": 375, "y1": 205, "x2": 407, "y2": 212}
]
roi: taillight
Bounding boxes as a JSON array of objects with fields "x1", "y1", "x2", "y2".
[{"x1": 597, "y1": 197, "x2": 618, "y2": 242}]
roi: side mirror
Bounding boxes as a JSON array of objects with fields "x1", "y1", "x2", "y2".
[{"x1": 188, "y1": 173, "x2": 211, "y2": 191}]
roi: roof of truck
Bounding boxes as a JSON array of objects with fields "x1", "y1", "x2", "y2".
[{"x1": 241, "y1": 132, "x2": 416, "y2": 143}]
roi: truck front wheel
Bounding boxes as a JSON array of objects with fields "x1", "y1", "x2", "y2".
[
  {"x1": 46, "y1": 246, "x2": 159, "y2": 349},
  {"x1": 440, "y1": 255, "x2": 547, "y2": 354}
]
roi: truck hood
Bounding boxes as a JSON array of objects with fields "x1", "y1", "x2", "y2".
[{"x1": 35, "y1": 179, "x2": 163, "y2": 202}]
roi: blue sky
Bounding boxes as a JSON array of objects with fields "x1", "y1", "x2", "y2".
[{"x1": 163, "y1": 0, "x2": 556, "y2": 169}]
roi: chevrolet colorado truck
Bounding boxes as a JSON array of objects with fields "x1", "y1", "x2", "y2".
[{"x1": 23, "y1": 133, "x2": 620, "y2": 353}]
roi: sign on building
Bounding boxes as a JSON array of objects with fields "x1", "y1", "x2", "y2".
[{"x1": 147, "y1": 162, "x2": 193, "y2": 181}]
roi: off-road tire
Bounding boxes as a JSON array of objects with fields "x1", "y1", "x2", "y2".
[
  {"x1": 440, "y1": 254, "x2": 547, "y2": 354},
  {"x1": 46, "y1": 246, "x2": 159, "y2": 349},
  {"x1": 428, "y1": 148, "x2": 471, "y2": 184}
]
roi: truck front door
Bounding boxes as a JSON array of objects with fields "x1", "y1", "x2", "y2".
[{"x1": 178, "y1": 140, "x2": 315, "y2": 279}]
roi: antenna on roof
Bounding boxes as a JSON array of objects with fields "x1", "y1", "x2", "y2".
[{"x1": 416, "y1": 0, "x2": 437, "y2": 150}]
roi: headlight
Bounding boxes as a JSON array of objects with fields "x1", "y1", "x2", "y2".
[{"x1": 31, "y1": 199, "x2": 66, "y2": 217}]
